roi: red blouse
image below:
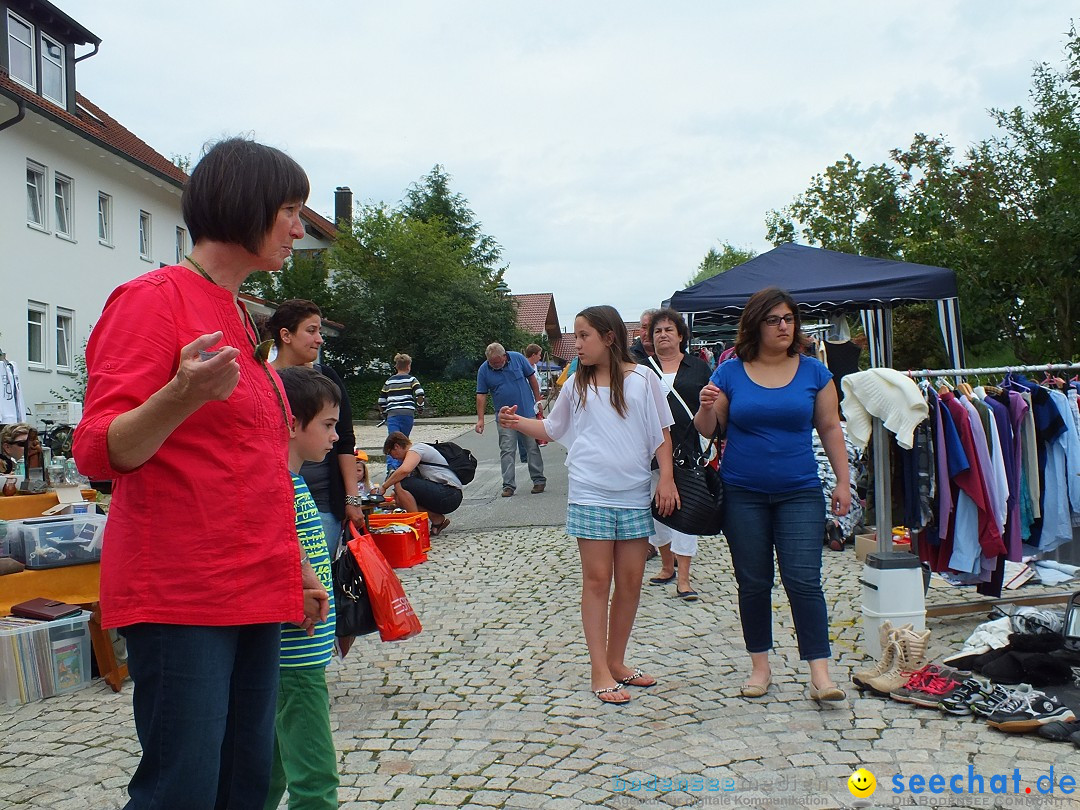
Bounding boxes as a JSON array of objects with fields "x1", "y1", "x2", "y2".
[{"x1": 73, "y1": 266, "x2": 303, "y2": 629}]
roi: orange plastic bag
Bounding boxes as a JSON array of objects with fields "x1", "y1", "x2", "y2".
[{"x1": 346, "y1": 523, "x2": 422, "y2": 642}]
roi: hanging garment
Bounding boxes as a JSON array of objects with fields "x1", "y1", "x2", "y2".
[
  {"x1": 841, "y1": 369, "x2": 929, "y2": 451},
  {"x1": 0, "y1": 360, "x2": 27, "y2": 423},
  {"x1": 812, "y1": 424, "x2": 864, "y2": 539},
  {"x1": 825, "y1": 340, "x2": 861, "y2": 404}
]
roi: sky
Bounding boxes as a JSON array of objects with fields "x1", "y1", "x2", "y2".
[{"x1": 64, "y1": 1, "x2": 1074, "y2": 332}]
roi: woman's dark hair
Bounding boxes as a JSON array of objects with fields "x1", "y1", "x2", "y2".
[
  {"x1": 277, "y1": 366, "x2": 340, "y2": 428},
  {"x1": 267, "y1": 299, "x2": 322, "y2": 348},
  {"x1": 182, "y1": 137, "x2": 310, "y2": 254},
  {"x1": 734, "y1": 287, "x2": 804, "y2": 362},
  {"x1": 383, "y1": 431, "x2": 412, "y2": 455},
  {"x1": 573, "y1": 305, "x2": 633, "y2": 418},
  {"x1": 648, "y1": 307, "x2": 690, "y2": 354}
]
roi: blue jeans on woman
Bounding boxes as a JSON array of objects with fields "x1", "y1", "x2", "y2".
[
  {"x1": 120, "y1": 622, "x2": 281, "y2": 810},
  {"x1": 722, "y1": 483, "x2": 831, "y2": 661}
]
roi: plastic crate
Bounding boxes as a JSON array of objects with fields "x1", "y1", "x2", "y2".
[
  {"x1": 0, "y1": 610, "x2": 92, "y2": 704},
  {"x1": 7, "y1": 514, "x2": 106, "y2": 569},
  {"x1": 368, "y1": 512, "x2": 430, "y2": 553}
]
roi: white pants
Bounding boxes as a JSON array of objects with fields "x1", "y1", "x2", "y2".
[{"x1": 648, "y1": 469, "x2": 698, "y2": 556}]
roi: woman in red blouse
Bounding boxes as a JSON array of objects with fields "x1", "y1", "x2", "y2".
[{"x1": 73, "y1": 138, "x2": 328, "y2": 810}]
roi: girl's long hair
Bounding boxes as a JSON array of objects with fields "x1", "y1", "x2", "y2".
[{"x1": 573, "y1": 305, "x2": 633, "y2": 418}]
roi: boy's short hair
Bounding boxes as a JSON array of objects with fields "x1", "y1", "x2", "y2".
[
  {"x1": 393, "y1": 353, "x2": 411, "y2": 370},
  {"x1": 182, "y1": 137, "x2": 310, "y2": 255},
  {"x1": 524, "y1": 343, "x2": 542, "y2": 358},
  {"x1": 278, "y1": 366, "x2": 340, "y2": 428}
]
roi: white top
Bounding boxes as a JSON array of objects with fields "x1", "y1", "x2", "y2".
[
  {"x1": 412, "y1": 442, "x2": 463, "y2": 489},
  {"x1": 0, "y1": 361, "x2": 26, "y2": 424},
  {"x1": 544, "y1": 366, "x2": 674, "y2": 508}
]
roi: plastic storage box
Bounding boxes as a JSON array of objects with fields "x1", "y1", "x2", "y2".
[
  {"x1": 0, "y1": 610, "x2": 92, "y2": 704},
  {"x1": 368, "y1": 512, "x2": 430, "y2": 553},
  {"x1": 860, "y1": 551, "x2": 926, "y2": 659},
  {"x1": 7, "y1": 514, "x2": 106, "y2": 569}
]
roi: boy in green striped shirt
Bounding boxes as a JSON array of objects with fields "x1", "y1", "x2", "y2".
[{"x1": 266, "y1": 366, "x2": 341, "y2": 810}]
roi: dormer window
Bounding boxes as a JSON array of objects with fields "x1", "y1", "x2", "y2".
[
  {"x1": 7, "y1": 12, "x2": 35, "y2": 90},
  {"x1": 40, "y1": 33, "x2": 66, "y2": 106}
]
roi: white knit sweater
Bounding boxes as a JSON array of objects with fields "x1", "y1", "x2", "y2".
[{"x1": 840, "y1": 368, "x2": 928, "y2": 450}]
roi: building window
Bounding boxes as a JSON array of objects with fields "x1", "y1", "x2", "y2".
[
  {"x1": 175, "y1": 227, "x2": 188, "y2": 264},
  {"x1": 55, "y1": 308, "x2": 74, "y2": 371},
  {"x1": 7, "y1": 12, "x2": 34, "y2": 90},
  {"x1": 139, "y1": 210, "x2": 152, "y2": 259},
  {"x1": 40, "y1": 33, "x2": 65, "y2": 106},
  {"x1": 27, "y1": 302, "x2": 46, "y2": 368},
  {"x1": 26, "y1": 161, "x2": 47, "y2": 229},
  {"x1": 54, "y1": 173, "x2": 73, "y2": 238},
  {"x1": 98, "y1": 192, "x2": 112, "y2": 244}
]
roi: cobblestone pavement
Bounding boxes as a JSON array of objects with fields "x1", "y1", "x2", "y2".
[{"x1": 2, "y1": 527, "x2": 1073, "y2": 810}]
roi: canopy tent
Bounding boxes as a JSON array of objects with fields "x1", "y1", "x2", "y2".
[{"x1": 665, "y1": 243, "x2": 966, "y2": 368}]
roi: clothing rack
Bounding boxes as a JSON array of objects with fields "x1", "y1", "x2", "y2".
[{"x1": 872, "y1": 362, "x2": 1080, "y2": 618}]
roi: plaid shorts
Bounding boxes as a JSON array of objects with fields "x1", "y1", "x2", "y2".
[{"x1": 566, "y1": 503, "x2": 654, "y2": 540}]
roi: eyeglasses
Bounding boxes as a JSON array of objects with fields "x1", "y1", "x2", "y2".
[{"x1": 764, "y1": 315, "x2": 795, "y2": 327}]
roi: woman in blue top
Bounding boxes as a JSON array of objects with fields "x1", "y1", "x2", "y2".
[{"x1": 695, "y1": 287, "x2": 851, "y2": 702}]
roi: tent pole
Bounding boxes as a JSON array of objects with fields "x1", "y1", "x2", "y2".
[{"x1": 872, "y1": 418, "x2": 892, "y2": 553}]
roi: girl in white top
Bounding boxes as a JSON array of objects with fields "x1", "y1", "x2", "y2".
[{"x1": 499, "y1": 305, "x2": 679, "y2": 705}]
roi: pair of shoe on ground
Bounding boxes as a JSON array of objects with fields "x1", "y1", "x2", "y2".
[
  {"x1": 647, "y1": 572, "x2": 697, "y2": 601},
  {"x1": 593, "y1": 668, "x2": 656, "y2": 704},
  {"x1": 740, "y1": 676, "x2": 845, "y2": 702},
  {"x1": 501, "y1": 483, "x2": 545, "y2": 496}
]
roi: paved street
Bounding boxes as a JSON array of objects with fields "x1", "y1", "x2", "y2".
[{"x1": 1, "y1": 421, "x2": 1075, "y2": 809}]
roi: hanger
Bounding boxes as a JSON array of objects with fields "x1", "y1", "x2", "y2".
[{"x1": 936, "y1": 375, "x2": 954, "y2": 396}]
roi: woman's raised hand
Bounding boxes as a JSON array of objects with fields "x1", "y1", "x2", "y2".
[
  {"x1": 175, "y1": 332, "x2": 242, "y2": 404},
  {"x1": 497, "y1": 405, "x2": 519, "y2": 428}
]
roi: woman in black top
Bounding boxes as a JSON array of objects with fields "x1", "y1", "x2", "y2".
[
  {"x1": 269, "y1": 299, "x2": 361, "y2": 556},
  {"x1": 643, "y1": 308, "x2": 713, "y2": 600}
]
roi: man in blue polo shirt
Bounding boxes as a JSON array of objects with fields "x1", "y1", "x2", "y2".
[{"x1": 475, "y1": 342, "x2": 546, "y2": 497}]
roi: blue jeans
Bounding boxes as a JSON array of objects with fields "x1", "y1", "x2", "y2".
[
  {"x1": 722, "y1": 484, "x2": 831, "y2": 660},
  {"x1": 386, "y1": 413, "x2": 415, "y2": 471},
  {"x1": 120, "y1": 622, "x2": 281, "y2": 810}
]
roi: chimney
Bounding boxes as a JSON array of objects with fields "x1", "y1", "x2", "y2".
[{"x1": 334, "y1": 186, "x2": 353, "y2": 227}]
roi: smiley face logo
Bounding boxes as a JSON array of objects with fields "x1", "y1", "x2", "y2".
[{"x1": 847, "y1": 768, "x2": 876, "y2": 798}]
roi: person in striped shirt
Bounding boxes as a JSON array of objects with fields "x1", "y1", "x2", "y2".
[
  {"x1": 379, "y1": 354, "x2": 425, "y2": 471},
  {"x1": 266, "y1": 366, "x2": 341, "y2": 810}
]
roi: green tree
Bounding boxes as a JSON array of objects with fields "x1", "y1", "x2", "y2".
[
  {"x1": 688, "y1": 242, "x2": 757, "y2": 286},
  {"x1": 326, "y1": 203, "x2": 518, "y2": 380},
  {"x1": 241, "y1": 249, "x2": 333, "y2": 308},
  {"x1": 400, "y1": 164, "x2": 504, "y2": 274},
  {"x1": 764, "y1": 26, "x2": 1080, "y2": 366}
]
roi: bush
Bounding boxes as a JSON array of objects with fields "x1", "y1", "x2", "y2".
[{"x1": 343, "y1": 377, "x2": 490, "y2": 419}]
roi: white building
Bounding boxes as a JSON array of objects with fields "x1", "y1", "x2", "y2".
[{"x1": 0, "y1": 0, "x2": 336, "y2": 425}]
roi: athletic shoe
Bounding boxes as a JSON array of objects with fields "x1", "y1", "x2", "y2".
[
  {"x1": 971, "y1": 683, "x2": 1032, "y2": 718},
  {"x1": 1037, "y1": 719, "x2": 1080, "y2": 742},
  {"x1": 986, "y1": 691, "x2": 1075, "y2": 733},
  {"x1": 940, "y1": 675, "x2": 994, "y2": 715},
  {"x1": 897, "y1": 667, "x2": 964, "y2": 708},
  {"x1": 889, "y1": 664, "x2": 957, "y2": 704}
]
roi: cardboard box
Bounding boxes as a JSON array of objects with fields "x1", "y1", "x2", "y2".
[{"x1": 855, "y1": 533, "x2": 911, "y2": 561}]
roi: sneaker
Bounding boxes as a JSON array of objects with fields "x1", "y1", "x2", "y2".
[
  {"x1": 970, "y1": 683, "x2": 1025, "y2": 718},
  {"x1": 987, "y1": 691, "x2": 1075, "y2": 733},
  {"x1": 501, "y1": 487, "x2": 514, "y2": 497},
  {"x1": 1037, "y1": 719, "x2": 1080, "y2": 742},
  {"x1": 940, "y1": 676, "x2": 994, "y2": 716},
  {"x1": 890, "y1": 665, "x2": 961, "y2": 707}
]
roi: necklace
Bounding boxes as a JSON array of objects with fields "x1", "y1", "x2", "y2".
[{"x1": 185, "y1": 255, "x2": 286, "y2": 422}]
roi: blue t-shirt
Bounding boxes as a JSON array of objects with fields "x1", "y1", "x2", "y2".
[
  {"x1": 279, "y1": 473, "x2": 336, "y2": 669},
  {"x1": 476, "y1": 351, "x2": 536, "y2": 413},
  {"x1": 712, "y1": 355, "x2": 832, "y2": 493}
]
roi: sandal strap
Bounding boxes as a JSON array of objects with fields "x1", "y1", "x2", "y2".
[
  {"x1": 593, "y1": 685, "x2": 626, "y2": 696},
  {"x1": 617, "y1": 668, "x2": 645, "y2": 685}
]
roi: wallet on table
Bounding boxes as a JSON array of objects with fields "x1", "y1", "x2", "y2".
[{"x1": 10, "y1": 597, "x2": 83, "y2": 621}]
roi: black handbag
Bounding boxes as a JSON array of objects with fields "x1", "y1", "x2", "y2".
[
  {"x1": 332, "y1": 538, "x2": 378, "y2": 638},
  {"x1": 652, "y1": 441, "x2": 724, "y2": 536}
]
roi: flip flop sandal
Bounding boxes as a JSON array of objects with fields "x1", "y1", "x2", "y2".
[
  {"x1": 593, "y1": 686, "x2": 631, "y2": 705},
  {"x1": 617, "y1": 668, "x2": 657, "y2": 688}
]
